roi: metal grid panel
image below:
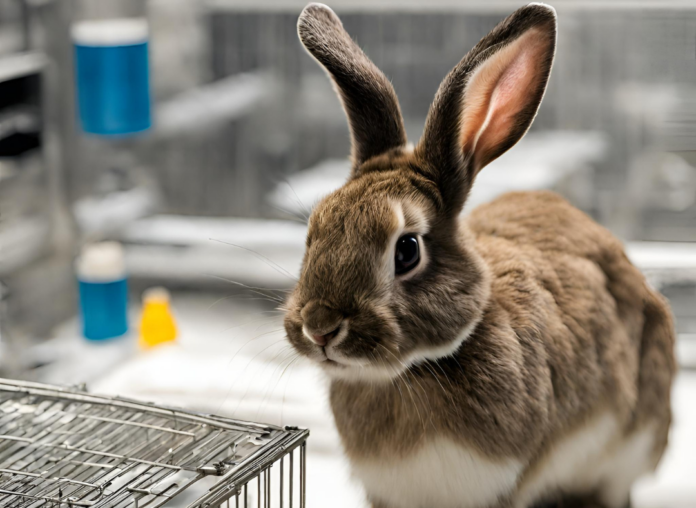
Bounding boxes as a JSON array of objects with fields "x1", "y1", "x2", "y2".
[{"x1": 0, "y1": 379, "x2": 307, "y2": 508}]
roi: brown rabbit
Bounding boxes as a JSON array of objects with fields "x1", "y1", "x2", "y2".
[{"x1": 284, "y1": 3, "x2": 676, "y2": 508}]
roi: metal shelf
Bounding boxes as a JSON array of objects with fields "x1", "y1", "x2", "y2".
[{"x1": 0, "y1": 52, "x2": 44, "y2": 85}]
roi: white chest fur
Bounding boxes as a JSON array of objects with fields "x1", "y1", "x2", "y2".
[{"x1": 351, "y1": 437, "x2": 523, "y2": 508}]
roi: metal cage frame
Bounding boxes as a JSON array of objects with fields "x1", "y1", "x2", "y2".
[{"x1": 0, "y1": 378, "x2": 308, "y2": 508}]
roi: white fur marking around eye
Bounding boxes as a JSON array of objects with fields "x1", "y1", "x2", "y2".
[
  {"x1": 379, "y1": 201, "x2": 406, "y2": 288},
  {"x1": 353, "y1": 437, "x2": 523, "y2": 508},
  {"x1": 393, "y1": 200, "x2": 430, "y2": 282},
  {"x1": 401, "y1": 200, "x2": 430, "y2": 235}
]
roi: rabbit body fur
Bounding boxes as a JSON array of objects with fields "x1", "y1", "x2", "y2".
[{"x1": 332, "y1": 191, "x2": 674, "y2": 508}]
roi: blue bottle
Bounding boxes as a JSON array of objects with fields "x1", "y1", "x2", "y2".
[
  {"x1": 73, "y1": 18, "x2": 151, "y2": 136},
  {"x1": 76, "y1": 242, "x2": 129, "y2": 340}
]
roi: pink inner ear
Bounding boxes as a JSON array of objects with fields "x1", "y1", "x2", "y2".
[{"x1": 460, "y1": 29, "x2": 549, "y2": 171}]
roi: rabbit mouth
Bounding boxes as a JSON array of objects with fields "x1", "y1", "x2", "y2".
[
  {"x1": 323, "y1": 344, "x2": 370, "y2": 369},
  {"x1": 303, "y1": 319, "x2": 377, "y2": 369},
  {"x1": 316, "y1": 335, "x2": 411, "y2": 381},
  {"x1": 321, "y1": 357, "x2": 348, "y2": 369},
  {"x1": 318, "y1": 354, "x2": 407, "y2": 382},
  {"x1": 285, "y1": 300, "x2": 408, "y2": 380}
]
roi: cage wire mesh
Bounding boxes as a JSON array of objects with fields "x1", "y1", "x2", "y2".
[{"x1": 0, "y1": 379, "x2": 308, "y2": 508}]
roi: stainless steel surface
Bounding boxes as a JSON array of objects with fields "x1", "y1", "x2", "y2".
[{"x1": 0, "y1": 378, "x2": 308, "y2": 508}]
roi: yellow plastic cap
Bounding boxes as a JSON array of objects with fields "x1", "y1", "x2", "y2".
[{"x1": 139, "y1": 287, "x2": 177, "y2": 349}]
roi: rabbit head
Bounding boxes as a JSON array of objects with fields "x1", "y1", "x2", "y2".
[{"x1": 285, "y1": 3, "x2": 557, "y2": 381}]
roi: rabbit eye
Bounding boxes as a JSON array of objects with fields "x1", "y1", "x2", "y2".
[{"x1": 395, "y1": 234, "x2": 420, "y2": 275}]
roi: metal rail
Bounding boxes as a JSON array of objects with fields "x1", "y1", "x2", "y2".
[{"x1": 0, "y1": 378, "x2": 308, "y2": 508}]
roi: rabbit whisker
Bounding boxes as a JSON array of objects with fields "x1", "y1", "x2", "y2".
[
  {"x1": 209, "y1": 238, "x2": 299, "y2": 281},
  {"x1": 378, "y1": 344, "x2": 434, "y2": 428},
  {"x1": 205, "y1": 275, "x2": 288, "y2": 304},
  {"x1": 281, "y1": 356, "x2": 302, "y2": 427},
  {"x1": 376, "y1": 345, "x2": 427, "y2": 434},
  {"x1": 229, "y1": 338, "x2": 291, "y2": 416},
  {"x1": 215, "y1": 329, "x2": 285, "y2": 413},
  {"x1": 255, "y1": 347, "x2": 299, "y2": 421}
]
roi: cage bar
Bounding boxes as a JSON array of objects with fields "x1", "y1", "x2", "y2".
[{"x1": 0, "y1": 378, "x2": 308, "y2": 508}]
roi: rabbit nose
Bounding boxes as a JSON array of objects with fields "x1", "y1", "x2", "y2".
[
  {"x1": 307, "y1": 324, "x2": 342, "y2": 347},
  {"x1": 301, "y1": 300, "x2": 343, "y2": 346}
]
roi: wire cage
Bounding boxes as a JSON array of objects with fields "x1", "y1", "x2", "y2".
[{"x1": 0, "y1": 378, "x2": 308, "y2": 508}]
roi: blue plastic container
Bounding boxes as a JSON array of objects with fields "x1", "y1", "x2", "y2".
[
  {"x1": 76, "y1": 242, "x2": 129, "y2": 341},
  {"x1": 73, "y1": 18, "x2": 151, "y2": 136},
  {"x1": 79, "y1": 278, "x2": 129, "y2": 340}
]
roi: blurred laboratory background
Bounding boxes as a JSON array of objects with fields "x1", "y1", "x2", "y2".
[{"x1": 0, "y1": 0, "x2": 695, "y2": 506}]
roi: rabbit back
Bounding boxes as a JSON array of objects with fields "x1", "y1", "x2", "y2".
[
  {"x1": 469, "y1": 189, "x2": 674, "y2": 438},
  {"x1": 468, "y1": 190, "x2": 675, "y2": 506}
]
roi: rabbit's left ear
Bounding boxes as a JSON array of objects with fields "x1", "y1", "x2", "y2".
[{"x1": 416, "y1": 4, "x2": 557, "y2": 214}]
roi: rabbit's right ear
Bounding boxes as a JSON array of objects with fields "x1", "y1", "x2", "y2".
[
  {"x1": 298, "y1": 3, "x2": 407, "y2": 174},
  {"x1": 416, "y1": 4, "x2": 557, "y2": 214}
]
